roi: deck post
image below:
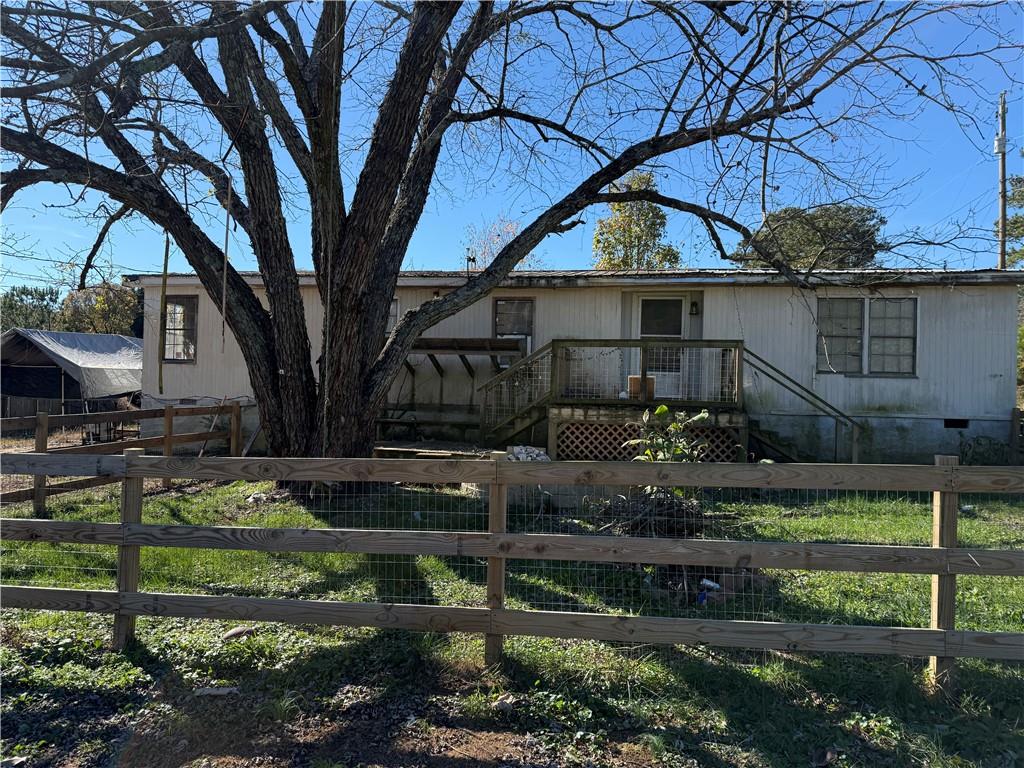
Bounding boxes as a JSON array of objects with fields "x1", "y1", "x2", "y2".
[
  {"x1": 734, "y1": 343, "x2": 744, "y2": 409},
  {"x1": 929, "y1": 454, "x2": 959, "y2": 688},
  {"x1": 639, "y1": 342, "x2": 649, "y2": 404},
  {"x1": 549, "y1": 341, "x2": 563, "y2": 402},
  {"x1": 229, "y1": 402, "x2": 242, "y2": 456},
  {"x1": 162, "y1": 407, "x2": 174, "y2": 488},
  {"x1": 113, "y1": 448, "x2": 145, "y2": 650},
  {"x1": 485, "y1": 451, "x2": 508, "y2": 666},
  {"x1": 32, "y1": 411, "x2": 49, "y2": 517},
  {"x1": 851, "y1": 423, "x2": 861, "y2": 464}
]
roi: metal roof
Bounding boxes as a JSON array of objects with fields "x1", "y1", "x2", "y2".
[
  {"x1": 127, "y1": 267, "x2": 1023, "y2": 288},
  {"x1": 0, "y1": 328, "x2": 143, "y2": 399}
]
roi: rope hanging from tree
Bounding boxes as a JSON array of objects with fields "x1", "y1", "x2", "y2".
[{"x1": 158, "y1": 230, "x2": 171, "y2": 395}]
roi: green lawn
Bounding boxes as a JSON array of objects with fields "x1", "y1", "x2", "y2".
[{"x1": 1, "y1": 481, "x2": 1022, "y2": 767}]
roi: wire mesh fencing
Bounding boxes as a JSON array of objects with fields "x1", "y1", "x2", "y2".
[{"x1": 2, "y1": 470, "x2": 1021, "y2": 641}]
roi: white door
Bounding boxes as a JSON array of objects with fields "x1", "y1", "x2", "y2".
[{"x1": 638, "y1": 298, "x2": 687, "y2": 398}]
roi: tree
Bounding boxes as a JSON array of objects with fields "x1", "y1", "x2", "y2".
[
  {"x1": 1002, "y1": 175, "x2": 1024, "y2": 268},
  {"x1": 0, "y1": 285, "x2": 61, "y2": 332},
  {"x1": 0, "y1": 3, "x2": 1015, "y2": 457},
  {"x1": 592, "y1": 172, "x2": 681, "y2": 270},
  {"x1": 732, "y1": 205, "x2": 887, "y2": 269},
  {"x1": 464, "y1": 215, "x2": 544, "y2": 270},
  {"x1": 57, "y1": 283, "x2": 141, "y2": 337}
]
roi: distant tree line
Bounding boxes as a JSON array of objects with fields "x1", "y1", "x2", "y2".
[{"x1": 1, "y1": 282, "x2": 142, "y2": 337}]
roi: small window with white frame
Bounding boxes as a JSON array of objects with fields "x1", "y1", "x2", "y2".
[
  {"x1": 816, "y1": 296, "x2": 917, "y2": 377},
  {"x1": 386, "y1": 298, "x2": 399, "y2": 332},
  {"x1": 494, "y1": 297, "x2": 534, "y2": 362},
  {"x1": 162, "y1": 295, "x2": 197, "y2": 363}
]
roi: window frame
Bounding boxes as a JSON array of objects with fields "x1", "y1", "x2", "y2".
[
  {"x1": 867, "y1": 297, "x2": 918, "y2": 377},
  {"x1": 815, "y1": 297, "x2": 865, "y2": 375},
  {"x1": 161, "y1": 294, "x2": 198, "y2": 364},
  {"x1": 638, "y1": 296, "x2": 686, "y2": 339},
  {"x1": 493, "y1": 296, "x2": 535, "y2": 353},
  {"x1": 816, "y1": 296, "x2": 918, "y2": 378},
  {"x1": 386, "y1": 297, "x2": 399, "y2": 333},
  {"x1": 492, "y1": 297, "x2": 534, "y2": 370}
]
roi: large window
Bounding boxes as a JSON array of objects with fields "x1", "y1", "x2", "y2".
[
  {"x1": 817, "y1": 297, "x2": 917, "y2": 376},
  {"x1": 162, "y1": 295, "x2": 197, "y2": 362},
  {"x1": 494, "y1": 298, "x2": 534, "y2": 354},
  {"x1": 816, "y1": 298, "x2": 863, "y2": 373},
  {"x1": 868, "y1": 298, "x2": 916, "y2": 375}
]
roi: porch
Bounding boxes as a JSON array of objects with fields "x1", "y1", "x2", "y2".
[{"x1": 478, "y1": 338, "x2": 861, "y2": 463}]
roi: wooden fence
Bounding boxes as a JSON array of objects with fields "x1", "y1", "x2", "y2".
[
  {"x1": 0, "y1": 405, "x2": 242, "y2": 512},
  {"x1": 1, "y1": 451, "x2": 1021, "y2": 685}
]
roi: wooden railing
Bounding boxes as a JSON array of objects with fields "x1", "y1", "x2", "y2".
[
  {"x1": 742, "y1": 348, "x2": 863, "y2": 462},
  {"x1": 1, "y1": 452, "x2": 1021, "y2": 681},
  {"x1": 479, "y1": 342, "x2": 554, "y2": 435},
  {"x1": 480, "y1": 339, "x2": 744, "y2": 437},
  {"x1": 0, "y1": 404, "x2": 242, "y2": 511}
]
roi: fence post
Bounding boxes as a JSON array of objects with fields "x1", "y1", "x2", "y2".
[
  {"x1": 1011, "y1": 407, "x2": 1021, "y2": 464},
  {"x1": 32, "y1": 411, "x2": 49, "y2": 517},
  {"x1": 113, "y1": 448, "x2": 145, "y2": 650},
  {"x1": 929, "y1": 454, "x2": 959, "y2": 688},
  {"x1": 485, "y1": 452, "x2": 508, "y2": 666},
  {"x1": 229, "y1": 402, "x2": 242, "y2": 456},
  {"x1": 162, "y1": 406, "x2": 174, "y2": 489}
]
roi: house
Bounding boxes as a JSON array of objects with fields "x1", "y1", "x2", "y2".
[
  {"x1": 127, "y1": 269, "x2": 1020, "y2": 464},
  {"x1": 0, "y1": 328, "x2": 143, "y2": 418}
]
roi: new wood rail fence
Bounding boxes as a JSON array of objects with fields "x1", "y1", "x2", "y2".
[
  {"x1": 1, "y1": 452, "x2": 1022, "y2": 681},
  {"x1": 0, "y1": 404, "x2": 242, "y2": 512}
]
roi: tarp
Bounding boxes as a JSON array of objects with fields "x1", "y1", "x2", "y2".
[{"x1": 1, "y1": 328, "x2": 143, "y2": 399}]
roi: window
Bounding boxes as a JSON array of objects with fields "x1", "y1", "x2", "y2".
[
  {"x1": 387, "y1": 298, "x2": 399, "y2": 332},
  {"x1": 162, "y1": 295, "x2": 197, "y2": 362},
  {"x1": 816, "y1": 297, "x2": 917, "y2": 376},
  {"x1": 639, "y1": 298, "x2": 683, "y2": 337},
  {"x1": 494, "y1": 298, "x2": 534, "y2": 358},
  {"x1": 868, "y1": 298, "x2": 916, "y2": 375},
  {"x1": 816, "y1": 298, "x2": 863, "y2": 373}
]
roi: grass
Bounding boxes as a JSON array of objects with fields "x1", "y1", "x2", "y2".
[{"x1": 1, "y1": 480, "x2": 1022, "y2": 767}]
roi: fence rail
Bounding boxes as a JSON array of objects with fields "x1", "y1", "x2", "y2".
[
  {"x1": 1, "y1": 452, "x2": 1022, "y2": 679},
  {"x1": 0, "y1": 405, "x2": 242, "y2": 510}
]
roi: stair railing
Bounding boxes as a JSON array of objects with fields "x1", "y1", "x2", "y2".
[
  {"x1": 479, "y1": 342, "x2": 554, "y2": 435},
  {"x1": 742, "y1": 347, "x2": 863, "y2": 462}
]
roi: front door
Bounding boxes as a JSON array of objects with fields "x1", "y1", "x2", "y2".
[{"x1": 638, "y1": 298, "x2": 687, "y2": 398}]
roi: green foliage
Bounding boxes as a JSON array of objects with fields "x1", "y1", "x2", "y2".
[
  {"x1": 1017, "y1": 322, "x2": 1023, "y2": 387},
  {"x1": 733, "y1": 204, "x2": 887, "y2": 269},
  {"x1": 626, "y1": 404, "x2": 709, "y2": 463},
  {"x1": 592, "y1": 172, "x2": 681, "y2": 270},
  {"x1": 0, "y1": 285, "x2": 61, "y2": 332},
  {"x1": 1001, "y1": 174, "x2": 1024, "y2": 268},
  {"x1": 58, "y1": 282, "x2": 141, "y2": 336}
]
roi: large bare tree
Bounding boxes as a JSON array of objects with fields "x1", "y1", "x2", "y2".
[{"x1": 1, "y1": 1, "x2": 1016, "y2": 456}]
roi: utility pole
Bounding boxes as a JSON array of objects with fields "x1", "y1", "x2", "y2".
[{"x1": 996, "y1": 91, "x2": 1007, "y2": 269}]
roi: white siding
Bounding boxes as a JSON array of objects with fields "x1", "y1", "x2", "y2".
[
  {"x1": 140, "y1": 280, "x2": 1017, "y2": 425},
  {"x1": 702, "y1": 284, "x2": 1017, "y2": 420}
]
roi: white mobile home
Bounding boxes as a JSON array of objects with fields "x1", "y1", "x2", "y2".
[{"x1": 129, "y1": 269, "x2": 1020, "y2": 464}]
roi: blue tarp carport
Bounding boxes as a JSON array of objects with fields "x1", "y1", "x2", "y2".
[{"x1": 0, "y1": 328, "x2": 142, "y2": 400}]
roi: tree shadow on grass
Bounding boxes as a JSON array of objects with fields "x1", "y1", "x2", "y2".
[{"x1": 297, "y1": 483, "x2": 488, "y2": 533}]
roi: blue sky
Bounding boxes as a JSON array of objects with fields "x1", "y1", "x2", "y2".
[{"x1": 1, "y1": 5, "x2": 1021, "y2": 288}]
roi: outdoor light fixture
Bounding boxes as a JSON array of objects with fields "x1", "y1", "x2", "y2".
[{"x1": 689, "y1": 301, "x2": 700, "y2": 316}]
